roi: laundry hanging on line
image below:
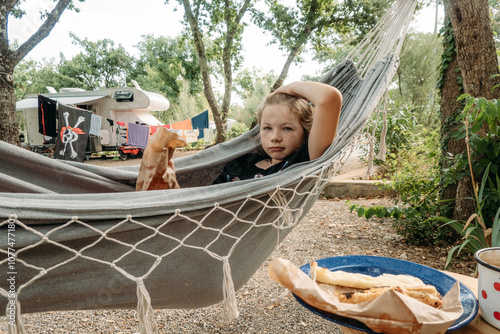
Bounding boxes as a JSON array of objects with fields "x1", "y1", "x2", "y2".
[
  {"x1": 184, "y1": 129, "x2": 200, "y2": 143},
  {"x1": 191, "y1": 110, "x2": 209, "y2": 140},
  {"x1": 89, "y1": 114, "x2": 102, "y2": 136},
  {"x1": 149, "y1": 124, "x2": 171, "y2": 135},
  {"x1": 170, "y1": 118, "x2": 192, "y2": 131},
  {"x1": 167, "y1": 110, "x2": 210, "y2": 141},
  {"x1": 38, "y1": 95, "x2": 58, "y2": 138},
  {"x1": 126, "y1": 122, "x2": 150, "y2": 149}
]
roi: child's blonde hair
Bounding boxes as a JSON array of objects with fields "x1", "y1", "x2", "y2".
[{"x1": 256, "y1": 93, "x2": 313, "y2": 142}]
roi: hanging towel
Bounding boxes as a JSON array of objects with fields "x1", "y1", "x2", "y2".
[
  {"x1": 54, "y1": 105, "x2": 91, "y2": 162},
  {"x1": 127, "y1": 123, "x2": 150, "y2": 149},
  {"x1": 90, "y1": 114, "x2": 102, "y2": 136},
  {"x1": 38, "y1": 95, "x2": 58, "y2": 137},
  {"x1": 191, "y1": 110, "x2": 209, "y2": 139},
  {"x1": 170, "y1": 119, "x2": 192, "y2": 131}
]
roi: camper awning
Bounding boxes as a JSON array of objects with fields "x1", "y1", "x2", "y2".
[{"x1": 16, "y1": 95, "x2": 106, "y2": 110}]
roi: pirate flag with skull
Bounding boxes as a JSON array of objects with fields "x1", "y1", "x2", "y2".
[{"x1": 54, "y1": 104, "x2": 91, "y2": 162}]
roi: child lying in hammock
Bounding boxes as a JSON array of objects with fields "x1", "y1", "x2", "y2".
[{"x1": 214, "y1": 81, "x2": 342, "y2": 183}]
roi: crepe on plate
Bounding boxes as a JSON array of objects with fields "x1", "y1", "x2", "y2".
[{"x1": 310, "y1": 261, "x2": 443, "y2": 308}]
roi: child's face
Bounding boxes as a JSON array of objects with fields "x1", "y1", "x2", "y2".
[{"x1": 259, "y1": 104, "x2": 304, "y2": 162}]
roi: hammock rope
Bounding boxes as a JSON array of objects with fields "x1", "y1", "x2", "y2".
[
  {"x1": 347, "y1": 0, "x2": 418, "y2": 76},
  {"x1": 1, "y1": 1, "x2": 418, "y2": 332}
]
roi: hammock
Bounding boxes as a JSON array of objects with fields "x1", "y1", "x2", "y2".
[{"x1": 1, "y1": 1, "x2": 416, "y2": 332}]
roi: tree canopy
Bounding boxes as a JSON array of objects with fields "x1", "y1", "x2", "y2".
[
  {"x1": 133, "y1": 34, "x2": 202, "y2": 105},
  {"x1": 58, "y1": 33, "x2": 134, "y2": 90},
  {"x1": 254, "y1": 0, "x2": 393, "y2": 90}
]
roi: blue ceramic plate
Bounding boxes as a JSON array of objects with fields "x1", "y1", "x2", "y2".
[{"x1": 294, "y1": 255, "x2": 478, "y2": 333}]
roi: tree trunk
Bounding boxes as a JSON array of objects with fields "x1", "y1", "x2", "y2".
[
  {"x1": 270, "y1": 0, "x2": 317, "y2": 92},
  {"x1": 181, "y1": 0, "x2": 225, "y2": 144},
  {"x1": 0, "y1": 63, "x2": 20, "y2": 146},
  {"x1": 439, "y1": 19, "x2": 467, "y2": 217},
  {"x1": 271, "y1": 44, "x2": 303, "y2": 92},
  {"x1": 181, "y1": 0, "x2": 250, "y2": 145},
  {"x1": 445, "y1": 0, "x2": 500, "y2": 220},
  {"x1": 449, "y1": 0, "x2": 500, "y2": 100}
]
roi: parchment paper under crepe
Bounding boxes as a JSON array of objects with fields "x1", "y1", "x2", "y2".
[{"x1": 268, "y1": 258, "x2": 463, "y2": 334}]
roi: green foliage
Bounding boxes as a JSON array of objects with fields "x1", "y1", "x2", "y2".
[
  {"x1": 133, "y1": 34, "x2": 202, "y2": 105},
  {"x1": 187, "y1": 139, "x2": 207, "y2": 150},
  {"x1": 435, "y1": 163, "x2": 500, "y2": 267},
  {"x1": 436, "y1": 20, "x2": 460, "y2": 94},
  {"x1": 58, "y1": 33, "x2": 134, "y2": 90},
  {"x1": 253, "y1": 0, "x2": 392, "y2": 86},
  {"x1": 233, "y1": 68, "x2": 276, "y2": 101},
  {"x1": 348, "y1": 203, "x2": 402, "y2": 220},
  {"x1": 393, "y1": 32, "x2": 442, "y2": 124},
  {"x1": 153, "y1": 79, "x2": 209, "y2": 125},
  {"x1": 350, "y1": 90, "x2": 500, "y2": 252},
  {"x1": 361, "y1": 99, "x2": 419, "y2": 165},
  {"x1": 489, "y1": 0, "x2": 500, "y2": 49},
  {"x1": 14, "y1": 30, "x2": 126, "y2": 96},
  {"x1": 231, "y1": 68, "x2": 277, "y2": 126},
  {"x1": 227, "y1": 122, "x2": 249, "y2": 140},
  {"x1": 456, "y1": 95, "x2": 500, "y2": 224},
  {"x1": 14, "y1": 59, "x2": 70, "y2": 98},
  {"x1": 351, "y1": 92, "x2": 500, "y2": 251},
  {"x1": 351, "y1": 99, "x2": 459, "y2": 246},
  {"x1": 350, "y1": 126, "x2": 456, "y2": 246},
  {"x1": 350, "y1": 94, "x2": 500, "y2": 258}
]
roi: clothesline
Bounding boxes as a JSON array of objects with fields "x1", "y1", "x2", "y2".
[{"x1": 122, "y1": 109, "x2": 211, "y2": 148}]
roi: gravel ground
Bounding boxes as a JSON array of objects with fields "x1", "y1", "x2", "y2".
[{"x1": 3, "y1": 153, "x2": 476, "y2": 334}]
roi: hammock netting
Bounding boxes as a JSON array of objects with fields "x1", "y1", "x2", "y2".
[{"x1": 1, "y1": 1, "x2": 417, "y2": 332}]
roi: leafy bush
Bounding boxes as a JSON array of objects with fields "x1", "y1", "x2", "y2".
[
  {"x1": 351, "y1": 101, "x2": 458, "y2": 246},
  {"x1": 434, "y1": 163, "x2": 500, "y2": 267},
  {"x1": 457, "y1": 95, "x2": 500, "y2": 225},
  {"x1": 350, "y1": 94, "x2": 500, "y2": 254},
  {"x1": 429, "y1": 95, "x2": 500, "y2": 266},
  {"x1": 361, "y1": 100, "x2": 418, "y2": 167},
  {"x1": 227, "y1": 122, "x2": 249, "y2": 140}
]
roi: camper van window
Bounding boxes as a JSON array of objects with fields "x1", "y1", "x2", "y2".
[
  {"x1": 77, "y1": 105, "x2": 93, "y2": 111},
  {"x1": 112, "y1": 91, "x2": 134, "y2": 102}
]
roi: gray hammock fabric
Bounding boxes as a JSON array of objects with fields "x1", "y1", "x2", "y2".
[{"x1": 0, "y1": 54, "x2": 399, "y2": 332}]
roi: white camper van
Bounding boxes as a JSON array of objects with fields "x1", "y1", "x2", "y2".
[{"x1": 16, "y1": 85, "x2": 169, "y2": 159}]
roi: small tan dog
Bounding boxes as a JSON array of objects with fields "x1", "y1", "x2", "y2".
[{"x1": 135, "y1": 127, "x2": 187, "y2": 191}]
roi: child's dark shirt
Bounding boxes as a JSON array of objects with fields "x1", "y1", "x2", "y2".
[{"x1": 213, "y1": 142, "x2": 309, "y2": 183}]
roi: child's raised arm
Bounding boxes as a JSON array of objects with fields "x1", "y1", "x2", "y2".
[{"x1": 274, "y1": 81, "x2": 342, "y2": 160}]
